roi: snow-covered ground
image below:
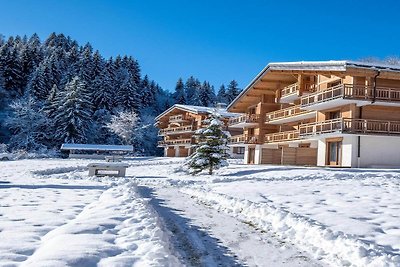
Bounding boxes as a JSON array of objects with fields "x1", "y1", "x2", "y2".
[
  {"x1": 1, "y1": 157, "x2": 399, "y2": 266},
  {"x1": 0, "y1": 158, "x2": 180, "y2": 266}
]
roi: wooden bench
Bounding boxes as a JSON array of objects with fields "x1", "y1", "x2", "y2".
[{"x1": 87, "y1": 163, "x2": 129, "y2": 177}]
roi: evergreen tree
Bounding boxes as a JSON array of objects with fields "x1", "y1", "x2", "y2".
[
  {"x1": 28, "y1": 64, "x2": 47, "y2": 99},
  {"x1": 78, "y1": 43, "x2": 94, "y2": 84},
  {"x1": 0, "y1": 39, "x2": 23, "y2": 94},
  {"x1": 199, "y1": 81, "x2": 216, "y2": 107},
  {"x1": 173, "y1": 78, "x2": 186, "y2": 104},
  {"x1": 54, "y1": 76, "x2": 93, "y2": 143},
  {"x1": 92, "y1": 67, "x2": 114, "y2": 110},
  {"x1": 217, "y1": 84, "x2": 227, "y2": 104},
  {"x1": 43, "y1": 84, "x2": 59, "y2": 118},
  {"x1": 0, "y1": 33, "x2": 241, "y2": 155},
  {"x1": 140, "y1": 75, "x2": 151, "y2": 108},
  {"x1": 185, "y1": 112, "x2": 229, "y2": 175},
  {"x1": 92, "y1": 50, "x2": 104, "y2": 78},
  {"x1": 119, "y1": 74, "x2": 140, "y2": 111},
  {"x1": 185, "y1": 76, "x2": 201, "y2": 105},
  {"x1": 226, "y1": 80, "x2": 240, "y2": 103}
]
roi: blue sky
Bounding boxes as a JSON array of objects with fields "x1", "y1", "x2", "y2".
[{"x1": 2, "y1": 0, "x2": 400, "y2": 91}]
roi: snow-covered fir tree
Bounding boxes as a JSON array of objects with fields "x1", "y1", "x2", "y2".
[
  {"x1": 226, "y1": 80, "x2": 240, "y2": 103},
  {"x1": 217, "y1": 84, "x2": 227, "y2": 104},
  {"x1": 173, "y1": 78, "x2": 186, "y2": 104},
  {"x1": 53, "y1": 76, "x2": 93, "y2": 143},
  {"x1": 0, "y1": 33, "x2": 240, "y2": 156},
  {"x1": 185, "y1": 76, "x2": 202, "y2": 105},
  {"x1": 185, "y1": 112, "x2": 229, "y2": 175},
  {"x1": 199, "y1": 81, "x2": 216, "y2": 107}
]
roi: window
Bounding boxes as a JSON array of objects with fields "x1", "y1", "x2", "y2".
[
  {"x1": 329, "y1": 110, "x2": 341, "y2": 120},
  {"x1": 299, "y1": 143, "x2": 311, "y2": 148}
]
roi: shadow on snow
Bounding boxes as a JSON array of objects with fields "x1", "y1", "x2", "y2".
[{"x1": 138, "y1": 186, "x2": 243, "y2": 267}]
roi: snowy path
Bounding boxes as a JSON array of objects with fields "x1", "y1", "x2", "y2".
[
  {"x1": 2, "y1": 157, "x2": 400, "y2": 266},
  {"x1": 21, "y1": 181, "x2": 180, "y2": 266},
  {"x1": 0, "y1": 159, "x2": 181, "y2": 267},
  {"x1": 138, "y1": 185, "x2": 323, "y2": 266}
]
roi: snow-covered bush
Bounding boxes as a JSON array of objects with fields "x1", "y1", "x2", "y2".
[
  {"x1": 106, "y1": 110, "x2": 139, "y2": 145},
  {"x1": 6, "y1": 96, "x2": 49, "y2": 151},
  {"x1": 184, "y1": 111, "x2": 229, "y2": 175},
  {"x1": 0, "y1": 143, "x2": 7, "y2": 153}
]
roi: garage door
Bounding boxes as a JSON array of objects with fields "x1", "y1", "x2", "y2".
[
  {"x1": 261, "y1": 148, "x2": 282, "y2": 164},
  {"x1": 166, "y1": 147, "x2": 175, "y2": 157}
]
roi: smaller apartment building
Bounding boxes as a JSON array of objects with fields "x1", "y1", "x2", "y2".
[
  {"x1": 227, "y1": 61, "x2": 400, "y2": 168},
  {"x1": 155, "y1": 104, "x2": 243, "y2": 158}
]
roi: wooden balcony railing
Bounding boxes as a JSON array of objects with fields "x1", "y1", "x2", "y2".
[
  {"x1": 300, "y1": 84, "x2": 400, "y2": 107},
  {"x1": 169, "y1": 114, "x2": 190, "y2": 122},
  {"x1": 229, "y1": 134, "x2": 260, "y2": 144},
  {"x1": 265, "y1": 105, "x2": 314, "y2": 122},
  {"x1": 158, "y1": 139, "x2": 192, "y2": 146},
  {"x1": 159, "y1": 125, "x2": 194, "y2": 135},
  {"x1": 281, "y1": 83, "x2": 299, "y2": 97},
  {"x1": 264, "y1": 130, "x2": 300, "y2": 143},
  {"x1": 230, "y1": 134, "x2": 246, "y2": 144},
  {"x1": 228, "y1": 114, "x2": 260, "y2": 126},
  {"x1": 299, "y1": 118, "x2": 400, "y2": 136},
  {"x1": 245, "y1": 135, "x2": 260, "y2": 144}
]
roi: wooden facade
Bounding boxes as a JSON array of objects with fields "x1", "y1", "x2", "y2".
[
  {"x1": 227, "y1": 61, "x2": 400, "y2": 167},
  {"x1": 155, "y1": 104, "x2": 243, "y2": 158}
]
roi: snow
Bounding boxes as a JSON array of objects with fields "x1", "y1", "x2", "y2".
[
  {"x1": 127, "y1": 160, "x2": 400, "y2": 266},
  {"x1": 1, "y1": 157, "x2": 400, "y2": 266},
  {"x1": 0, "y1": 159, "x2": 180, "y2": 266},
  {"x1": 155, "y1": 104, "x2": 240, "y2": 121}
]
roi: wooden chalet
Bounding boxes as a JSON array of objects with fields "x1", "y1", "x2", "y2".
[
  {"x1": 155, "y1": 104, "x2": 243, "y2": 158},
  {"x1": 227, "y1": 60, "x2": 400, "y2": 167}
]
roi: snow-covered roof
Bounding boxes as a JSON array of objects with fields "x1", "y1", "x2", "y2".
[
  {"x1": 155, "y1": 104, "x2": 240, "y2": 121},
  {"x1": 227, "y1": 60, "x2": 400, "y2": 110},
  {"x1": 60, "y1": 144, "x2": 133, "y2": 152}
]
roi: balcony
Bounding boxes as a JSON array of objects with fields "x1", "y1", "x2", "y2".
[
  {"x1": 229, "y1": 134, "x2": 246, "y2": 145},
  {"x1": 299, "y1": 118, "x2": 400, "y2": 137},
  {"x1": 280, "y1": 83, "x2": 300, "y2": 103},
  {"x1": 265, "y1": 105, "x2": 316, "y2": 124},
  {"x1": 264, "y1": 130, "x2": 300, "y2": 143},
  {"x1": 159, "y1": 125, "x2": 194, "y2": 136},
  {"x1": 169, "y1": 114, "x2": 190, "y2": 122},
  {"x1": 300, "y1": 84, "x2": 400, "y2": 110},
  {"x1": 229, "y1": 134, "x2": 260, "y2": 145},
  {"x1": 158, "y1": 138, "x2": 192, "y2": 147},
  {"x1": 228, "y1": 114, "x2": 260, "y2": 128}
]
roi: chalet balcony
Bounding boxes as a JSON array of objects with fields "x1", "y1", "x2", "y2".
[
  {"x1": 300, "y1": 84, "x2": 400, "y2": 110},
  {"x1": 158, "y1": 125, "x2": 194, "y2": 136},
  {"x1": 229, "y1": 134, "x2": 260, "y2": 145},
  {"x1": 264, "y1": 130, "x2": 300, "y2": 143},
  {"x1": 280, "y1": 82, "x2": 316, "y2": 103},
  {"x1": 265, "y1": 105, "x2": 316, "y2": 124},
  {"x1": 299, "y1": 118, "x2": 400, "y2": 137},
  {"x1": 157, "y1": 138, "x2": 192, "y2": 147},
  {"x1": 228, "y1": 114, "x2": 260, "y2": 128},
  {"x1": 280, "y1": 83, "x2": 300, "y2": 103},
  {"x1": 229, "y1": 134, "x2": 246, "y2": 145},
  {"x1": 169, "y1": 114, "x2": 190, "y2": 122}
]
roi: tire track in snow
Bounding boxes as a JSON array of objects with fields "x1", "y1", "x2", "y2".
[{"x1": 141, "y1": 185, "x2": 322, "y2": 267}]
